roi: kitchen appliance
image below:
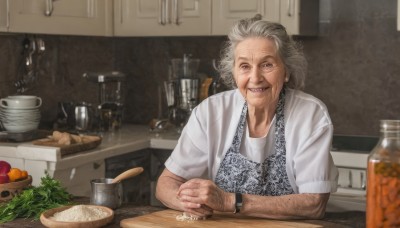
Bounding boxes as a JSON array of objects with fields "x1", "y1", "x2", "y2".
[
  {"x1": 162, "y1": 55, "x2": 201, "y2": 131},
  {"x1": 327, "y1": 135, "x2": 379, "y2": 212},
  {"x1": 74, "y1": 102, "x2": 94, "y2": 132},
  {"x1": 53, "y1": 101, "x2": 95, "y2": 132},
  {"x1": 170, "y1": 54, "x2": 200, "y2": 79},
  {"x1": 179, "y1": 78, "x2": 199, "y2": 110},
  {"x1": 83, "y1": 71, "x2": 126, "y2": 132}
]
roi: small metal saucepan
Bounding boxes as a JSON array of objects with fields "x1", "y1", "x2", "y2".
[{"x1": 90, "y1": 167, "x2": 144, "y2": 209}]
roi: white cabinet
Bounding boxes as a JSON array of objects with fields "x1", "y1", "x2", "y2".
[
  {"x1": 212, "y1": 0, "x2": 280, "y2": 36},
  {"x1": 280, "y1": 0, "x2": 319, "y2": 36},
  {"x1": 7, "y1": 0, "x2": 113, "y2": 36},
  {"x1": 114, "y1": 0, "x2": 211, "y2": 36},
  {"x1": 0, "y1": 0, "x2": 8, "y2": 32},
  {"x1": 1, "y1": 0, "x2": 318, "y2": 37},
  {"x1": 212, "y1": 0, "x2": 319, "y2": 36}
]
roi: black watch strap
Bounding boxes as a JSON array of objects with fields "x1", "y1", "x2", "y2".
[{"x1": 234, "y1": 193, "x2": 242, "y2": 214}]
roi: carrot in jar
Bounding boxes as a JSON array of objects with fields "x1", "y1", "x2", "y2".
[
  {"x1": 381, "y1": 181, "x2": 389, "y2": 208},
  {"x1": 366, "y1": 161, "x2": 376, "y2": 227},
  {"x1": 387, "y1": 178, "x2": 398, "y2": 202}
]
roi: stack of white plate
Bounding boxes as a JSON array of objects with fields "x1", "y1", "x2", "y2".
[{"x1": 0, "y1": 96, "x2": 41, "y2": 133}]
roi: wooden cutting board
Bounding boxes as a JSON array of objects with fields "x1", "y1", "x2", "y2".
[
  {"x1": 32, "y1": 134, "x2": 102, "y2": 156},
  {"x1": 120, "y1": 209, "x2": 341, "y2": 228}
]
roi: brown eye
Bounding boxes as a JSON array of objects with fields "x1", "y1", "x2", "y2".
[
  {"x1": 261, "y1": 62, "x2": 273, "y2": 68},
  {"x1": 261, "y1": 62, "x2": 274, "y2": 72},
  {"x1": 239, "y1": 64, "x2": 250, "y2": 71}
]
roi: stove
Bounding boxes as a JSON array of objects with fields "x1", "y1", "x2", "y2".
[{"x1": 326, "y1": 135, "x2": 378, "y2": 212}]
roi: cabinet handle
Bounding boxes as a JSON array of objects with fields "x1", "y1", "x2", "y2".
[
  {"x1": 45, "y1": 0, "x2": 54, "y2": 17},
  {"x1": 120, "y1": 0, "x2": 123, "y2": 24},
  {"x1": 6, "y1": 0, "x2": 9, "y2": 28},
  {"x1": 159, "y1": 0, "x2": 166, "y2": 25},
  {"x1": 173, "y1": 0, "x2": 180, "y2": 25},
  {"x1": 287, "y1": 0, "x2": 294, "y2": 17},
  {"x1": 45, "y1": 0, "x2": 54, "y2": 16},
  {"x1": 166, "y1": 0, "x2": 171, "y2": 24}
]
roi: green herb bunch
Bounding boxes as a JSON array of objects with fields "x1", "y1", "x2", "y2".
[{"x1": 0, "y1": 173, "x2": 73, "y2": 223}]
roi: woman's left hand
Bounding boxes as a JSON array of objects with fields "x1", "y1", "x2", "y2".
[{"x1": 177, "y1": 178, "x2": 233, "y2": 213}]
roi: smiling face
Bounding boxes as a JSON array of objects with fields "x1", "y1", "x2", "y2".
[{"x1": 234, "y1": 37, "x2": 286, "y2": 109}]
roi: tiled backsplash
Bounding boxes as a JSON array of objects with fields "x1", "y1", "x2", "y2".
[{"x1": 0, "y1": 0, "x2": 399, "y2": 136}]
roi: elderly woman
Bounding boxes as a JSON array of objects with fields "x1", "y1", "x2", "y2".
[{"x1": 156, "y1": 16, "x2": 338, "y2": 220}]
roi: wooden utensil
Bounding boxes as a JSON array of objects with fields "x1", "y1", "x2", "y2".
[
  {"x1": 120, "y1": 209, "x2": 341, "y2": 228},
  {"x1": 111, "y1": 167, "x2": 144, "y2": 184}
]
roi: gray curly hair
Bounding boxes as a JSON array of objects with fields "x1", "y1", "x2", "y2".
[{"x1": 218, "y1": 15, "x2": 307, "y2": 90}]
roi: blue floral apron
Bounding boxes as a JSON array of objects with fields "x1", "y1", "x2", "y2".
[{"x1": 215, "y1": 88, "x2": 294, "y2": 196}]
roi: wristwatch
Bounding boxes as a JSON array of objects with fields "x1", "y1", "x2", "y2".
[{"x1": 234, "y1": 193, "x2": 242, "y2": 214}]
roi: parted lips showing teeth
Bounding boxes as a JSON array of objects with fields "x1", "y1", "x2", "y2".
[{"x1": 248, "y1": 88, "x2": 267, "y2": 92}]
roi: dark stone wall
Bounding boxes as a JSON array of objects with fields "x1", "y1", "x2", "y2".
[{"x1": 0, "y1": 0, "x2": 399, "y2": 136}]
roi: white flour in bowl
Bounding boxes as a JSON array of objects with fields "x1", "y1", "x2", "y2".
[{"x1": 50, "y1": 205, "x2": 109, "y2": 222}]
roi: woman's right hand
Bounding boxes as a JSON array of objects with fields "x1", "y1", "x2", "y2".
[
  {"x1": 156, "y1": 168, "x2": 213, "y2": 217},
  {"x1": 177, "y1": 178, "x2": 235, "y2": 214}
]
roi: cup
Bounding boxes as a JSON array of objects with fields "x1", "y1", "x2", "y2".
[
  {"x1": 90, "y1": 178, "x2": 123, "y2": 209},
  {"x1": 0, "y1": 95, "x2": 42, "y2": 109}
]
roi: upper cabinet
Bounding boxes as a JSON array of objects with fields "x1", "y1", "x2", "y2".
[
  {"x1": 212, "y1": 0, "x2": 319, "y2": 36},
  {"x1": 0, "y1": 0, "x2": 8, "y2": 32},
  {"x1": 114, "y1": 0, "x2": 212, "y2": 36},
  {"x1": 0, "y1": 0, "x2": 319, "y2": 37},
  {"x1": 280, "y1": 0, "x2": 319, "y2": 36},
  {"x1": 212, "y1": 0, "x2": 280, "y2": 36},
  {"x1": 7, "y1": 0, "x2": 113, "y2": 36}
]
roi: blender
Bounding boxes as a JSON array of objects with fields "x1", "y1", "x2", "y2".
[
  {"x1": 83, "y1": 71, "x2": 126, "y2": 131},
  {"x1": 170, "y1": 54, "x2": 200, "y2": 110},
  {"x1": 165, "y1": 54, "x2": 200, "y2": 132}
]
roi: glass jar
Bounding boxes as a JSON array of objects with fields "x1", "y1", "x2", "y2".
[{"x1": 367, "y1": 120, "x2": 400, "y2": 228}]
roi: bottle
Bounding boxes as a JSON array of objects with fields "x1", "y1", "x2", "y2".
[{"x1": 366, "y1": 120, "x2": 400, "y2": 227}]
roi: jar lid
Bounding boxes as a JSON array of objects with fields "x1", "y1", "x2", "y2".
[{"x1": 380, "y1": 120, "x2": 400, "y2": 132}]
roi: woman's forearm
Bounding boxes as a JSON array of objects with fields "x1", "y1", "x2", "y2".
[
  {"x1": 155, "y1": 169, "x2": 186, "y2": 211},
  {"x1": 240, "y1": 193, "x2": 330, "y2": 219}
]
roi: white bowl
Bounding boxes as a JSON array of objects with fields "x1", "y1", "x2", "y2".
[
  {"x1": 0, "y1": 108, "x2": 40, "y2": 114},
  {"x1": 0, "y1": 96, "x2": 42, "y2": 109},
  {"x1": 2, "y1": 122, "x2": 39, "y2": 133}
]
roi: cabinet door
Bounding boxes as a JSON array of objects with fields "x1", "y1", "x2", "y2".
[
  {"x1": 114, "y1": 0, "x2": 211, "y2": 36},
  {"x1": 280, "y1": 0, "x2": 319, "y2": 36},
  {"x1": 8, "y1": 0, "x2": 112, "y2": 36},
  {"x1": 0, "y1": 0, "x2": 8, "y2": 32},
  {"x1": 212, "y1": 0, "x2": 280, "y2": 36}
]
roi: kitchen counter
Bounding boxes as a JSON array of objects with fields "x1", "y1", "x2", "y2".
[
  {"x1": 0, "y1": 125, "x2": 179, "y2": 196},
  {"x1": 0, "y1": 126, "x2": 367, "y2": 213},
  {"x1": 2, "y1": 197, "x2": 366, "y2": 227}
]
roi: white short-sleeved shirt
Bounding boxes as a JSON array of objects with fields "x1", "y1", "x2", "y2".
[{"x1": 165, "y1": 89, "x2": 338, "y2": 194}]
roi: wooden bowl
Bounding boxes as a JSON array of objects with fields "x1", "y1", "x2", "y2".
[
  {"x1": 0, "y1": 175, "x2": 32, "y2": 202},
  {"x1": 40, "y1": 205, "x2": 114, "y2": 228}
]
